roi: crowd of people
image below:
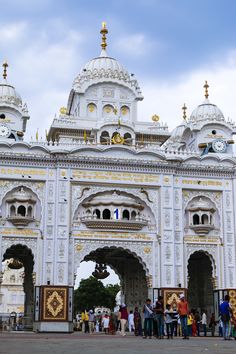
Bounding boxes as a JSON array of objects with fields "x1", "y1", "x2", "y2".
[{"x1": 75, "y1": 294, "x2": 236, "y2": 340}]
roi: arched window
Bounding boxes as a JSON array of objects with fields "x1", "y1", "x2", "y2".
[
  {"x1": 131, "y1": 210, "x2": 136, "y2": 220},
  {"x1": 10, "y1": 205, "x2": 16, "y2": 216},
  {"x1": 124, "y1": 132, "x2": 132, "y2": 146},
  {"x1": 103, "y1": 209, "x2": 111, "y2": 220},
  {"x1": 28, "y1": 206, "x2": 33, "y2": 218},
  {"x1": 193, "y1": 214, "x2": 200, "y2": 225},
  {"x1": 122, "y1": 210, "x2": 130, "y2": 220},
  {"x1": 93, "y1": 209, "x2": 101, "y2": 219},
  {"x1": 100, "y1": 131, "x2": 110, "y2": 145},
  {"x1": 103, "y1": 104, "x2": 114, "y2": 117},
  {"x1": 87, "y1": 103, "x2": 97, "y2": 117},
  {"x1": 201, "y1": 214, "x2": 209, "y2": 225},
  {"x1": 120, "y1": 105, "x2": 130, "y2": 118},
  {"x1": 17, "y1": 205, "x2": 26, "y2": 217}
]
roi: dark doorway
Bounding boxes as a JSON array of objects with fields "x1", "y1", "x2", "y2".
[{"x1": 188, "y1": 251, "x2": 214, "y2": 317}]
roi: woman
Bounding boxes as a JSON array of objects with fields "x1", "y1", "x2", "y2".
[{"x1": 134, "y1": 307, "x2": 142, "y2": 336}]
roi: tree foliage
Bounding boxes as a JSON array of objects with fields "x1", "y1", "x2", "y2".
[{"x1": 74, "y1": 276, "x2": 120, "y2": 313}]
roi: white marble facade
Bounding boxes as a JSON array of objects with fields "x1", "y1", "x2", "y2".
[{"x1": 0, "y1": 25, "x2": 236, "y2": 324}]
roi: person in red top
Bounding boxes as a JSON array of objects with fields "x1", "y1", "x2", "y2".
[
  {"x1": 177, "y1": 293, "x2": 189, "y2": 339},
  {"x1": 119, "y1": 304, "x2": 128, "y2": 336}
]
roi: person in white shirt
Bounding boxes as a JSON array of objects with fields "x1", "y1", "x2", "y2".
[
  {"x1": 201, "y1": 311, "x2": 207, "y2": 337},
  {"x1": 128, "y1": 310, "x2": 135, "y2": 332},
  {"x1": 102, "y1": 314, "x2": 110, "y2": 334}
]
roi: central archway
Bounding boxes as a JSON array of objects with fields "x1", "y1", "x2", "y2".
[
  {"x1": 81, "y1": 246, "x2": 148, "y2": 308},
  {"x1": 2, "y1": 244, "x2": 34, "y2": 330},
  {"x1": 187, "y1": 251, "x2": 214, "y2": 316}
]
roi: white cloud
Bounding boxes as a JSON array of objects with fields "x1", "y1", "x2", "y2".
[
  {"x1": 0, "y1": 22, "x2": 28, "y2": 43},
  {"x1": 138, "y1": 50, "x2": 236, "y2": 132},
  {"x1": 115, "y1": 33, "x2": 162, "y2": 57}
]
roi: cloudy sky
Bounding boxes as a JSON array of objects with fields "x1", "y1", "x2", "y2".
[
  {"x1": 2, "y1": 0, "x2": 236, "y2": 141},
  {"x1": 2, "y1": 0, "x2": 236, "y2": 284}
]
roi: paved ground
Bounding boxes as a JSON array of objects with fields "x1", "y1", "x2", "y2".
[{"x1": 0, "y1": 332, "x2": 235, "y2": 354}]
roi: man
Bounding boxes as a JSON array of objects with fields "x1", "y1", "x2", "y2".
[
  {"x1": 219, "y1": 295, "x2": 232, "y2": 340},
  {"x1": 177, "y1": 293, "x2": 189, "y2": 339},
  {"x1": 201, "y1": 310, "x2": 207, "y2": 337},
  {"x1": 88, "y1": 309, "x2": 95, "y2": 334},
  {"x1": 143, "y1": 298, "x2": 153, "y2": 338},
  {"x1": 154, "y1": 296, "x2": 164, "y2": 339}
]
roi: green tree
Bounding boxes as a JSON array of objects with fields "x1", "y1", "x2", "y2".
[{"x1": 74, "y1": 276, "x2": 120, "y2": 314}]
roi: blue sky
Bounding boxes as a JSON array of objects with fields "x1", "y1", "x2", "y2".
[{"x1": 2, "y1": 0, "x2": 236, "y2": 139}]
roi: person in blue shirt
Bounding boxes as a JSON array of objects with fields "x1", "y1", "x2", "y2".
[{"x1": 219, "y1": 295, "x2": 232, "y2": 340}]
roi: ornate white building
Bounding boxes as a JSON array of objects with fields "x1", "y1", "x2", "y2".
[{"x1": 0, "y1": 23, "x2": 236, "y2": 332}]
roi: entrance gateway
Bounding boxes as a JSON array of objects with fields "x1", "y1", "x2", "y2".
[{"x1": 0, "y1": 24, "x2": 236, "y2": 332}]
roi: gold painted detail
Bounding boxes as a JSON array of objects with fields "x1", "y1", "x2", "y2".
[
  {"x1": 76, "y1": 244, "x2": 84, "y2": 252},
  {"x1": 164, "y1": 177, "x2": 170, "y2": 183},
  {"x1": 152, "y1": 114, "x2": 160, "y2": 122},
  {"x1": 182, "y1": 179, "x2": 222, "y2": 187},
  {"x1": 121, "y1": 107, "x2": 128, "y2": 115},
  {"x1": 1, "y1": 228, "x2": 39, "y2": 236},
  {"x1": 184, "y1": 235, "x2": 221, "y2": 244},
  {"x1": 72, "y1": 170, "x2": 159, "y2": 183},
  {"x1": 0, "y1": 167, "x2": 46, "y2": 176},
  {"x1": 143, "y1": 246, "x2": 151, "y2": 254},
  {"x1": 88, "y1": 103, "x2": 96, "y2": 112},
  {"x1": 112, "y1": 133, "x2": 125, "y2": 145},
  {"x1": 74, "y1": 231, "x2": 152, "y2": 241},
  {"x1": 100, "y1": 22, "x2": 108, "y2": 50},
  {"x1": 46, "y1": 291, "x2": 64, "y2": 317},
  {"x1": 59, "y1": 107, "x2": 67, "y2": 115},
  {"x1": 229, "y1": 290, "x2": 236, "y2": 317}
]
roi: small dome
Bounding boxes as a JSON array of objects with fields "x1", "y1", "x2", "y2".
[
  {"x1": 0, "y1": 79, "x2": 22, "y2": 107},
  {"x1": 84, "y1": 49, "x2": 128, "y2": 74},
  {"x1": 72, "y1": 48, "x2": 142, "y2": 97},
  {"x1": 170, "y1": 120, "x2": 187, "y2": 141},
  {"x1": 190, "y1": 98, "x2": 224, "y2": 123}
]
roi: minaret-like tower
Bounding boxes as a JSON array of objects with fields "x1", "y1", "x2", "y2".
[{"x1": 0, "y1": 61, "x2": 30, "y2": 141}]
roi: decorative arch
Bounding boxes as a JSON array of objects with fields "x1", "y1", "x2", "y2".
[
  {"x1": 186, "y1": 247, "x2": 217, "y2": 280},
  {"x1": 0, "y1": 185, "x2": 42, "y2": 225},
  {"x1": 72, "y1": 187, "x2": 158, "y2": 228},
  {"x1": 74, "y1": 241, "x2": 152, "y2": 277}
]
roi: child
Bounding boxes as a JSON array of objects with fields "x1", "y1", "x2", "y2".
[
  {"x1": 164, "y1": 304, "x2": 174, "y2": 339},
  {"x1": 102, "y1": 314, "x2": 110, "y2": 334},
  {"x1": 209, "y1": 313, "x2": 217, "y2": 337},
  {"x1": 187, "y1": 311, "x2": 193, "y2": 336}
]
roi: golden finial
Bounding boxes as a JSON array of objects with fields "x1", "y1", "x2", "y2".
[
  {"x1": 36, "y1": 128, "x2": 39, "y2": 142},
  {"x1": 204, "y1": 80, "x2": 209, "y2": 99},
  {"x1": 152, "y1": 114, "x2": 160, "y2": 122},
  {"x1": 182, "y1": 103, "x2": 187, "y2": 120},
  {"x1": 2, "y1": 61, "x2": 8, "y2": 80},
  {"x1": 100, "y1": 21, "x2": 108, "y2": 50}
]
